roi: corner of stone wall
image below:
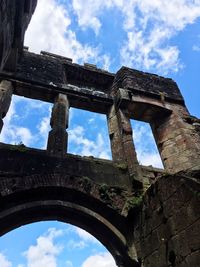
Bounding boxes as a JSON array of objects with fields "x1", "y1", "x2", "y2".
[{"x1": 133, "y1": 170, "x2": 200, "y2": 267}]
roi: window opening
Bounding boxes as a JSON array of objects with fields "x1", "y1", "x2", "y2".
[
  {"x1": 68, "y1": 108, "x2": 111, "y2": 160},
  {"x1": 0, "y1": 95, "x2": 52, "y2": 149},
  {"x1": 131, "y1": 119, "x2": 163, "y2": 168}
]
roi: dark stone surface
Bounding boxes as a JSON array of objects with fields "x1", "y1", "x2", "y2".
[
  {"x1": 15, "y1": 51, "x2": 115, "y2": 92},
  {"x1": 0, "y1": 2, "x2": 200, "y2": 267},
  {"x1": 0, "y1": 0, "x2": 15, "y2": 68},
  {"x1": 16, "y1": 51, "x2": 65, "y2": 86},
  {"x1": 134, "y1": 171, "x2": 200, "y2": 267},
  {"x1": 0, "y1": 143, "x2": 130, "y2": 188},
  {"x1": 64, "y1": 61, "x2": 114, "y2": 93},
  {"x1": 0, "y1": 0, "x2": 37, "y2": 70},
  {"x1": 0, "y1": 144, "x2": 139, "y2": 267},
  {"x1": 2, "y1": 50, "x2": 185, "y2": 105},
  {"x1": 113, "y1": 67, "x2": 184, "y2": 103}
]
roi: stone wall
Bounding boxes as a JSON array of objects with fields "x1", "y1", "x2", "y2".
[
  {"x1": 134, "y1": 171, "x2": 200, "y2": 267},
  {"x1": 0, "y1": 0, "x2": 37, "y2": 70},
  {"x1": 0, "y1": 3, "x2": 200, "y2": 266},
  {"x1": 0, "y1": 0, "x2": 15, "y2": 69},
  {"x1": 151, "y1": 103, "x2": 200, "y2": 173},
  {"x1": 112, "y1": 67, "x2": 184, "y2": 103},
  {"x1": 16, "y1": 51, "x2": 114, "y2": 92}
]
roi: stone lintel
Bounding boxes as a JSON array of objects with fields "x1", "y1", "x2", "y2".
[{"x1": 0, "y1": 74, "x2": 113, "y2": 114}]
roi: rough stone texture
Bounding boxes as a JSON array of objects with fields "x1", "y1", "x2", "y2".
[
  {"x1": 151, "y1": 103, "x2": 200, "y2": 173},
  {"x1": 0, "y1": 2, "x2": 200, "y2": 267},
  {"x1": 0, "y1": 0, "x2": 37, "y2": 70},
  {"x1": 0, "y1": 143, "x2": 139, "y2": 267},
  {"x1": 112, "y1": 67, "x2": 184, "y2": 103},
  {"x1": 0, "y1": 80, "x2": 13, "y2": 132},
  {"x1": 107, "y1": 105, "x2": 142, "y2": 185},
  {"x1": 15, "y1": 51, "x2": 115, "y2": 92},
  {"x1": 47, "y1": 93, "x2": 69, "y2": 155},
  {"x1": 134, "y1": 172, "x2": 200, "y2": 267},
  {"x1": 0, "y1": 0, "x2": 15, "y2": 69},
  {"x1": 16, "y1": 51, "x2": 66, "y2": 86},
  {"x1": 0, "y1": 143, "x2": 131, "y2": 188}
]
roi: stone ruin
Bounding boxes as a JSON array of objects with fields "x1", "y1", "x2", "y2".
[{"x1": 0, "y1": 1, "x2": 199, "y2": 266}]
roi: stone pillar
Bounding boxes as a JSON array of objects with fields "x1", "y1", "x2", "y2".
[
  {"x1": 47, "y1": 93, "x2": 69, "y2": 156},
  {"x1": 151, "y1": 104, "x2": 200, "y2": 173},
  {"x1": 0, "y1": 80, "x2": 13, "y2": 133},
  {"x1": 107, "y1": 104, "x2": 142, "y2": 184}
]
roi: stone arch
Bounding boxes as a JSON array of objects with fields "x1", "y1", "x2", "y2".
[{"x1": 0, "y1": 174, "x2": 139, "y2": 267}]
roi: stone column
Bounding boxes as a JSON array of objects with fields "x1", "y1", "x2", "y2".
[
  {"x1": 47, "y1": 93, "x2": 69, "y2": 156},
  {"x1": 107, "y1": 104, "x2": 142, "y2": 185},
  {"x1": 151, "y1": 103, "x2": 200, "y2": 173},
  {"x1": 0, "y1": 80, "x2": 13, "y2": 133}
]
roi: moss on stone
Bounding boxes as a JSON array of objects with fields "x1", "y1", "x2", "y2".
[
  {"x1": 125, "y1": 195, "x2": 143, "y2": 212},
  {"x1": 82, "y1": 176, "x2": 92, "y2": 193},
  {"x1": 99, "y1": 183, "x2": 111, "y2": 202},
  {"x1": 115, "y1": 163, "x2": 128, "y2": 171},
  {"x1": 121, "y1": 193, "x2": 144, "y2": 216}
]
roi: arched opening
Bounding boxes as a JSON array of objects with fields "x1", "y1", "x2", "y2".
[
  {"x1": 0, "y1": 221, "x2": 117, "y2": 267},
  {"x1": 0, "y1": 183, "x2": 139, "y2": 267}
]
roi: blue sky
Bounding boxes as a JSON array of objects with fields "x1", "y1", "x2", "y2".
[{"x1": 0, "y1": 0, "x2": 200, "y2": 266}]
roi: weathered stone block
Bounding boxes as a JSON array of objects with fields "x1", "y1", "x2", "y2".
[
  {"x1": 186, "y1": 251, "x2": 200, "y2": 267},
  {"x1": 185, "y1": 219, "x2": 200, "y2": 252}
]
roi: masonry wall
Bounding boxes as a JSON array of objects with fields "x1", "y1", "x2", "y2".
[
  {"x1": 0, "y1": 0, "x2": 15, "y2": 69},
  {"x1": 134, "y1": 171, "x2": 200, "y2": 267},
  {"x1": 151, "y1": 103, "x2": 200, "y2": 173},
  {"x1": 0, "y1": 0, "x2": 37, "y2": 70}
]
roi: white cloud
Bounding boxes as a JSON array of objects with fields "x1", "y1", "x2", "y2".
[
  {"x1": 72, "y1": 0, "x2": 122, "y2": 34},
  {"x1": 71, "y1": 0, "x2": 200, "y2": 73},
  {"x1": 66, "y1": 261, "x2": 73, "y2": 267},
  {"x1": 25, "y1": 0, "x2": 110, "y2": 67},
  {"x1": 81, "y1": 252, "x2": 116, "y2": 267},
  {"x1": 132, "y1": 121, "x2": 163, "y2": 168},
  {"x1": 193, "y1": 45, "x2": 200, "y2": 51},
  {"x1": 22, "y1": 228, "x2": 64, "y2": 267},
  {"x1": 0, "y1": 253, "x2": 12, "y2": 267},
  {"x1": 15, "y1": 127, "x2": 33, "y2": 145},
  {"x1": 0, "y1": 96, "x2": 33, "y2": 146},
  {"x1": 36, "y1": 105, "x2": 52, "y2": 148},
  {"x1": 75, "y1": 228, "x2": 98, "y2": 244},
  {"x1": 0, "y1": 96, "x2": 52, "y2": 148},
  {"x1": 67, "y1": 239, "x2": 87, "y2": 250},
  {"x1": 68, "y1": 125, "x2": 111, "y2": 159},
  {"x1": 119, "y1": 0, "x2": 198, "y2": 73},
  {"x1": 37, "y1": 116, "x2": 50, "y2": 139},
  {"x1": 137, "y1": 151, "x2": 163, "y2": 168}
]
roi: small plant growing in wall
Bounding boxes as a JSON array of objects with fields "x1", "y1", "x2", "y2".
[
  {"x1": 82, "y1": 176, "x2": 92, "y2": 193},
  {"x1": 10, "y1": 142, "x2": 28, "y2": 152},
  {"x1": 122, "y1": 193, "x2": 143, "y2": 215},
  {"x1": 126, "y1": 195, "x2": 143, "y2": 209},
  {"x1": 99, "y1": 183, "x2": 111, "y2": 203},
  {"x1": 115, "y1": 162, "x2": 128, "y2": 172}
]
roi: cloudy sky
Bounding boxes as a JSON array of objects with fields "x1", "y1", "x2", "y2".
[{"x1": 0, "y1": 0, "x2": 200, "y2": 266}]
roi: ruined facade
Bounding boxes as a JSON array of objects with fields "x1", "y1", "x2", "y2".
[{"x1": 0, "y1": 1, "x2": 199, "y2": 266}]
